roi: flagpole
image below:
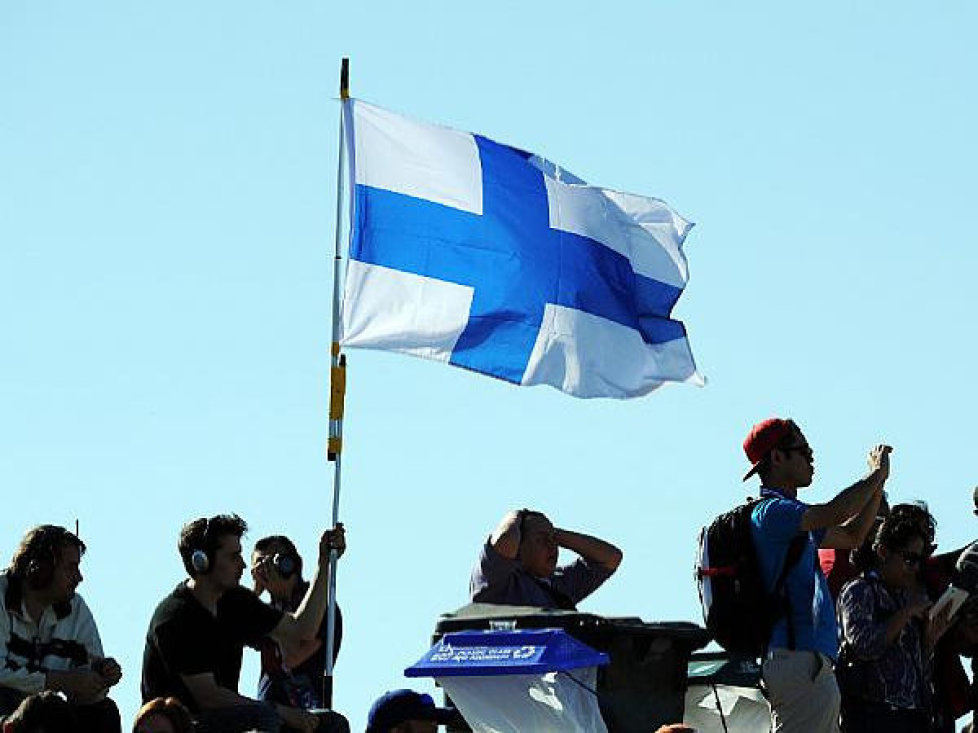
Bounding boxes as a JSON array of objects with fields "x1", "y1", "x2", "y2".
[{"x1": 323, "y1": 56, "x2": 350, "y2": 709}]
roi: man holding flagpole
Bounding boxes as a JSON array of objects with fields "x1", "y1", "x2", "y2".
[{"x1": 141, "y1": 515, "x2": 350, "y2": 733}]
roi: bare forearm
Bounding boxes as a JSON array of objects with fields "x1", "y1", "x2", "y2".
[
  {"x1": 291, "y1": 561, "x2": 330, "y2": 640},
  {"x1": 555, "y1": 529, "x2": 622, "y2": 571},
  {"x1": 804, "y1": 472, "x2": 884, "y2": 532},
  {"x1": 197, "y1": 685, "x2": 260, "y2": 710},
  {"x1": 489, "y1": 511, "x2": 523, "y2": 560},
  {"x1": 833, "y1": 473, "x2": 885, "y2": 522},
  {"x1": 846, "y1": 488, "x2": 883, "y2": 545}
]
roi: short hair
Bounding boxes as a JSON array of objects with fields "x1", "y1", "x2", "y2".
[
  {"x1": 177, "y1": 514, "x2": 247, "y2": 578},
  {"x1": 7, "y1": 526, "x2": 86, "y2": 589},
  {"x1": 253, "y1": 535, "x2": 303, "y2": 579},
  {"x1": 133, "y1": 697, "x2": 194, "y2": 733},
  {"x1": 3, "y1": 691, "x2": 77, "y2": 731}
]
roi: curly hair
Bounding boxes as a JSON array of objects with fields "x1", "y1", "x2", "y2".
[
  {"x1": 873, "y1": 514, "x2": 928, "y2": 555},
  {"x1": 888, "y1": 501, "x2": 936, "y2": 545}
]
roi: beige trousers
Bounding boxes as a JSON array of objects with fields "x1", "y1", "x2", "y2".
[{"x1": 762, "y1": 649, "x2": 841, "y2": 733}]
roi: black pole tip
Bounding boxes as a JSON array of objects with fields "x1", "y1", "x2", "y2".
[{"x1": 340, "y1": 58, "x2": 350, "y2": 99}]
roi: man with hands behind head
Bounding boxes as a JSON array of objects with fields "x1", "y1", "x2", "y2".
[
  {"x1": 141, "y1": 514, "x2": 349, "y2": 733},
  {"x1": 469, "y1": 509, "x2": 622, "y2": 610},
  {"x1": 0, "y1": 525, "x2": 122, "y2": 732}
]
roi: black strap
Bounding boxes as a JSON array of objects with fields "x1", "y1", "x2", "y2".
[{"x1": 774, "y1": 533, "x2": 808, "y2": 650}]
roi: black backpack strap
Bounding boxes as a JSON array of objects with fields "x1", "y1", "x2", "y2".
[{"x1": 774, "y1": 533, "x2": 808, "y2": 650}]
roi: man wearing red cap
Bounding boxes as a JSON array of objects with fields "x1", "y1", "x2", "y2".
[{"x1": 743, "y1": 418, "x2": 890, "y2": 733}]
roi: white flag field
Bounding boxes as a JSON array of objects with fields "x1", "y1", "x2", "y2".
[{"x1": 339, "y1": 100, "x2": 704, "y2": 399}]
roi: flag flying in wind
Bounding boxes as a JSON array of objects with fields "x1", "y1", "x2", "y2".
[{"x1": 339, "y1": 100, "x2": 704, "y2": 399}]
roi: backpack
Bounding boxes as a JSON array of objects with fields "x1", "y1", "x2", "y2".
[{"x1": 695, "y1": 498, "x2": 807, "y2": 657}]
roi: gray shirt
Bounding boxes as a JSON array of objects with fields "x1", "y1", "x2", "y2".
[{"x1": 468, "y1": 539, "x2": 613, "y2": 609}]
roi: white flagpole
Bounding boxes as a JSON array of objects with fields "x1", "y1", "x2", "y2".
[{"x1": 323, "y1": 56, "x2": 350, "y2": 709}]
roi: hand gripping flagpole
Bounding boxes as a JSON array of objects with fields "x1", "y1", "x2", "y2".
[{"x1": 323, "y1": 56, "x2": 350, "y2": 709}]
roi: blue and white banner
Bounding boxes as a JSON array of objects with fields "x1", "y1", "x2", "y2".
[{"x1": 340, "y1": 100, "x2": 703, "y2": 399}]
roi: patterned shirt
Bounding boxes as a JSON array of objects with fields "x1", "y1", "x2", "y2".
[
  {"x1": 0, "y1": 572, "x2": 105, "y2": 694},
  {"x1": 837, "y1": 574, "x2": 930, "y2": 710}
]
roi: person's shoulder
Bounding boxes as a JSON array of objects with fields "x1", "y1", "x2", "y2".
[
  {"x1": 839, "y1": 575, "x2": 875, "y2": 602},
  {"x1": 751, "y1": 494, "x2": 806, "y2": 525},
  {"x1": 218, "y1": 585, "x2": 270, "y2": 615},
  {"x1": 66, "y1": 591, "x2": 93, "y2": 616},
  {"x1": 222, "y1": 585, "x2": 262, "y2": 603},
  {"x1": 150, "y1": 584, "x2": 195, "y2": 622}
]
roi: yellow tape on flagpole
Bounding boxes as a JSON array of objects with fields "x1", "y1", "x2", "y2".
[{"x1": 327, "y1": 353, "x2": 346, "y2": 460}]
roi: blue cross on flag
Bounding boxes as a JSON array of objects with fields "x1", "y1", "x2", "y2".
[{"x1": 339, "y1": 100, "x2": 703, "y2": 399}]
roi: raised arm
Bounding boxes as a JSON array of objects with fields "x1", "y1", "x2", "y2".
[
  {"x1": 489, "y1": 510, "x2": 524, "y2": 560},
  {"x1": 821, "y1": 486, "x2": 884, "y2": 549},
  {"x1": 801, "y1": 445, "x2": 890, "y2": 533},
  {"x1": 270, "y1": 525, "x2": 344, "y2": 645},
  {"x1": 555, "y1": 528, "x2": 623, "y2": 572}
]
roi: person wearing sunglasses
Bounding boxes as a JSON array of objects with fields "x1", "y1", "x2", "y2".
[
  {"x1": 743, "y1": 417, "x2": 890, "y2": 733},
  {"x1": 837, "y1": 513, "x2": 953, "y2": 732}
]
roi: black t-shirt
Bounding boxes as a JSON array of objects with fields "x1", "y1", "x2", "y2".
[{"x1": 141, "y1": 582, "x2": 283, "y2": 711}]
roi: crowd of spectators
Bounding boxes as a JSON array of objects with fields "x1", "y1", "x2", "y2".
[
  {"x1": 742, "y1": 416, "x2": 978, "y2": 733},
  {"x1": 2, "y1": 416, "x2": 976, "y2": 732}
]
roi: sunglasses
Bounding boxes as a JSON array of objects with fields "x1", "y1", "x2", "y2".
[{"x1": 782, "y1": 443, "x2": 814, "y2": 461}]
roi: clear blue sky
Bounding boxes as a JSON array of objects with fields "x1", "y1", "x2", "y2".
[{"x1": 2, "y1": 2, "x2": 976, "y2": 730}]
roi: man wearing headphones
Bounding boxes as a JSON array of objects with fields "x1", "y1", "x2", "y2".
[
  {"x1": 140, "y1": 515, "x2": 349, "y2": 733},
  {"x1": 0, "y1": 525, "x2": 122, "y2": 732},
  {"x1": 251, "y1": 532, "x2": 344, "y2": 714}
]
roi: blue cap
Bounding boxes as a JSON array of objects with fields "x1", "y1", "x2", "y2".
[{"x1": 366, "y1": 689, "x2": 455, "y2": 732}]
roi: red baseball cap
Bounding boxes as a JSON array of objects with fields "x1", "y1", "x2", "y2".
[{"x1": 742, "y1": 418, "x2": 793, "y2": 481}]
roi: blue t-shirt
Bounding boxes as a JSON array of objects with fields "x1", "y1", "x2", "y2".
[{"x1": 750, "y1": 488, "x2": 838, "y2": 660}]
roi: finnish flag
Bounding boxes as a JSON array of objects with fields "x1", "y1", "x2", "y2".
[{"x1": 340, "y1": 100, "x2": 704, "y2": 399}]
